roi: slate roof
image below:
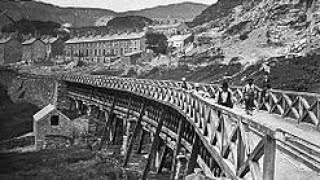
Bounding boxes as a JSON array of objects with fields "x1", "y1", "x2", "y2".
[
  {"x1": 41, "y1": 37, "x2": 59, "y2": 44},
  {"x1": 33, "y1": 104, "x2": 56, "y2": 122},
  {"x1": 168, "y1": 34, "x2": 192, "y2": 42},
  {"x1": 0, "y1": 37, "x2": 11, "y2": 44},
  {"x1": 149, "y1": 23, "x2": 183, "y2": 30},
  {"x1": 22, "y1": 38, "x2": 37, "y2": 45},
  {"x1": 65, "y1": 32, "x2": 145, "y2": 44}
]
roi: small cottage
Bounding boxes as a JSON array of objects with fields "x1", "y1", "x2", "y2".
[
  {"x1": 168, "y1": 34, "x2": 194, "y2": 49},
  {"x1": 22, "y1": 38, "x2": 46, "y2": 63},
  {"x1": 0, "y1": 36, "x2": 22, "y2": 65},
  {"x1": 122, "y1": 51, "x2": 142, "y2": 66},
  {"x1": 41, "y1": 37, "x2": 65, "y2": 58},
  {"x1": 33, "y1": 104, "x2": 73, "y2": 150}
]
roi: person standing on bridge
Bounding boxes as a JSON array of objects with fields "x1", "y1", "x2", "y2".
[
  {"x1": 261, "y1": 74, "x2": 271, "y2": 103},
  {"x1": 181, "y1": 77, "x2": 188, "y2": 90},
  {"x1": 216, "y1": 81, "x2": 234, "y2": 108},
  {"x1": 243, "y1": 78, "x2": 258, "y2": 115},
  {"x1": 193, "y1": 83, "x2": 210, "y2": 98}
]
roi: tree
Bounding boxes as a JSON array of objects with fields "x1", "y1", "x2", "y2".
[{"x1": 145, "y1": 32, "x2": 168, "y2": 54}]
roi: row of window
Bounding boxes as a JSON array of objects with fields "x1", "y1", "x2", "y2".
[
  {"x1": 70, "y1": 40, "x2": 141, "y2": 48},
  {"x1": 66, "y1": 47, "x2": 139, "y2": 57}
]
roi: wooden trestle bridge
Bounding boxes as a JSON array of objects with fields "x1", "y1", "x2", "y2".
[{"x1": 56, "y1": 74, "x2": 320, "y2": 180}]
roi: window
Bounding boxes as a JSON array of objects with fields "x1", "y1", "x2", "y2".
[{"x1": 50, "y1": 115, "x2": 59, "y2": 126}]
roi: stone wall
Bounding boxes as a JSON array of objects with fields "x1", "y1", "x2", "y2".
[
  {"x1": 0, "y1": 68, "x2": 56, "y2": 108},
  {"x1": 0, "y1": 136, "x2": 35, "y2": 151},
  {"x1": 44, "y1": 135, "x2": 71, "y2": 149}
]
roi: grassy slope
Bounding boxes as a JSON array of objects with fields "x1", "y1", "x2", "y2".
[
  {"x1": 121, "y1": 2, "x2": 208, "y2": 21},
  {"x1": 0, "y1": 82, "x2": 39, "y2": 140},
  {"x1": 0, "y1": 148, "x2": 109, "y2": 179}
]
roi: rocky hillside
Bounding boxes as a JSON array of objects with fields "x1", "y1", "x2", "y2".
[
  {"x1": 190, "y1": 0, "x2": 249, "y2": 27},
  {"x1": 121, "y1": 2, "x2": 208, "y2": 22},
  {"x1": 192, "y1": 0, "x2": 320, "y2": 63}
]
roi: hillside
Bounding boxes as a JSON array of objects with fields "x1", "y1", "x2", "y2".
[
  {"x1": 121, "y1": 2, "x2": 208, "y2": 22},
  {"x1": 0, "y1": 0, "x2": 207, "y2": 29},
  {"x1": 190, "y1": 0, "x2": 250, "y2": 27},
  {"x1": 106, "y1": 16, "x2": 153, "y2": 31},
  {"x1": 190, "y1": 0, "x2": 320, "y2": 63},
  {"x1": 136, "y1": 0, "x2": 320, "y2": 93},
  {"x1": 0, "y1": 0, "x2": 116, "y2": 28}
]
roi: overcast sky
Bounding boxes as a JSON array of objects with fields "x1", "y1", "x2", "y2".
[{"x1": 37, "y1": 0, "x2": 217, "y2": 12}]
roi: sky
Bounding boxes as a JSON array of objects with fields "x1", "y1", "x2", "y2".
[{"x1": 36, "y1": 0, "x2": 217, "y2": 12}]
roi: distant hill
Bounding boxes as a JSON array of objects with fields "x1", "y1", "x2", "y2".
[
  {"x1": 121, "y1": 2, "x2": 208, "y2": 22},
  {"x1": 69, "y1": 16, "x2": 153, "y2": 36},
  {"x1": 0, "y1": 0, "x2": 116, "y2": 28},
  {"x1": 190, "y1": 0, "x2": 248, "y2": 27},
  {"x1": 0, "y1": 1, "x2": 208, "y2": 29},
  {"x1": 1, "y1": 18, "x2": 71, "y2": 41}
]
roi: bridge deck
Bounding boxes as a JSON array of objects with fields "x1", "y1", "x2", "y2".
[
  {"x1": 206, "y1": 98, "x2": 320, "y2": 147},
  {"x1": 204, "y1": 98, "x2": 320, "y2": 179}
]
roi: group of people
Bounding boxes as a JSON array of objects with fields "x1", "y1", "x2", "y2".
[{"x1": 180, "y1": 74, "x2": 271, "y2": 115}]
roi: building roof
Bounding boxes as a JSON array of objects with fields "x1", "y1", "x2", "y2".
[
  {"x1": 33, "y1": 104, "x2": 56, "y2": 122},
  {"x1": 124, "y1": 50, "x2": 142, "y2": 57},
  {"x1": 65, "y1": 31, "x2": 146, "y2": 44},
  {"x1": 22, "y1": 38, "x2": 38, "y2": 45},
  {"x1": 41, "y1": 37, "x2": 59, "y2": 44},
  {"x1": 168, "y1": 34, "x2": 192, "y2": 42},
  {"x1": 0, "y1": 37, "x2": 11, "y2": 44},
  {"x1": 149, "y1": 23, "x2": 183, "y2": 30}
]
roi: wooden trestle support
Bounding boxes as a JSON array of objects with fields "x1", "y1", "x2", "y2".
[{"x1": 57, "y1": 75, "x2": 320, "y2": 180}]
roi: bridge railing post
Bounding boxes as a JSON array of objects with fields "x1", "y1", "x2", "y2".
[
  {"x1": 186, "y1": 135, "x2": 200, "y2": 175},
  {"x1": 262, "y1": 135, "x2": 276, "y2": 180},
  {"x1": 123, "y1": 101, "x2": 146, "y2": 167},
  {"x1": 170, "y1": 119, "x2": 184, "y2": 180},
  {"x1": 141, "y1": 107, "x2": 166, "y2": 180}
]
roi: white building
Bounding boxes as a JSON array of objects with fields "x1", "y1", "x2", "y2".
[{"x1": 168, "y1": 34, "x2": 194, "y2": 49}]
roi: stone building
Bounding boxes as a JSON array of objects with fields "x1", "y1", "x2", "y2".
[
  {"x1": 148, "y1": 22, "x2": 189, "y2": 37},
  {"x1": 168, "y1": 34, "x2": 194, "y2": 49},
  {"x1": 0, "y1": 36, "x2": 22, "y2": 65},
  {"x1": 22, "y1": 38, "x2": 46, "y2": 63},
  {"x1": 41, "y1": 37, "x2": 65, "y2": 58},
  {"x1": 65, "y1": 32, "x2": 146, "y2": 63},
  {"x1": 121, "y1": 51, "x2": 142, "y2": 66},
  {"x1": 33, "y1": 104, "x2": 73, "y2": 150}
]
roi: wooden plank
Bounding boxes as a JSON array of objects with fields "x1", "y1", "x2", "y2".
[
  {"x1": 237, "y1": 139, "x2": 264, "y2": 178},
  {"x1": 170, "y1": 119, "x2": 184, "y2": 180},
  {"x1": 186, "y1": 135, "x2": 200, "y2": 174},
  {"x1": 220, "y1": 116, "x2": 225, "y2": 156},
  {"x1": 123, "y1": 96, "x2": 132, "y2": 133},
  {"x1": 111, "y1": 116, "x2": 119, "y2": 145},
  {"x1": 98, "y1": 98, "x2": 116, "y2": 150},
  {"x1": 250, "y1": 161, "x2": 262, "y2": 180},
  {"x1": 317, "y1": 101, "x2": 320, "y2": 128},
  {"x1": 157, "y1": 145, "x2": 169, "y2": 173},
  {"x1": 197, "y1": 156, "x2": 216, "y2": 179},
  {"x1": 262, "y1": 135, "x2": 276, "y2": 180},
  {"x1": 141, "y1": 109, "x2": 165, "y2": 180},
  {"x1": 136, "y1": 129, "x2": 146, "y2": 154},
  {"x1": 123, "y1": 103, "x2": 146, "y2": 167},
  {"x1": 237, "y1": 126, "x2": 245, "y2": 171}
]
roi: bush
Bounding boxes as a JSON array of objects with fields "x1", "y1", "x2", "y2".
[{"x1": 239, "y1": 33, "x2": 248, "y2": 40}]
